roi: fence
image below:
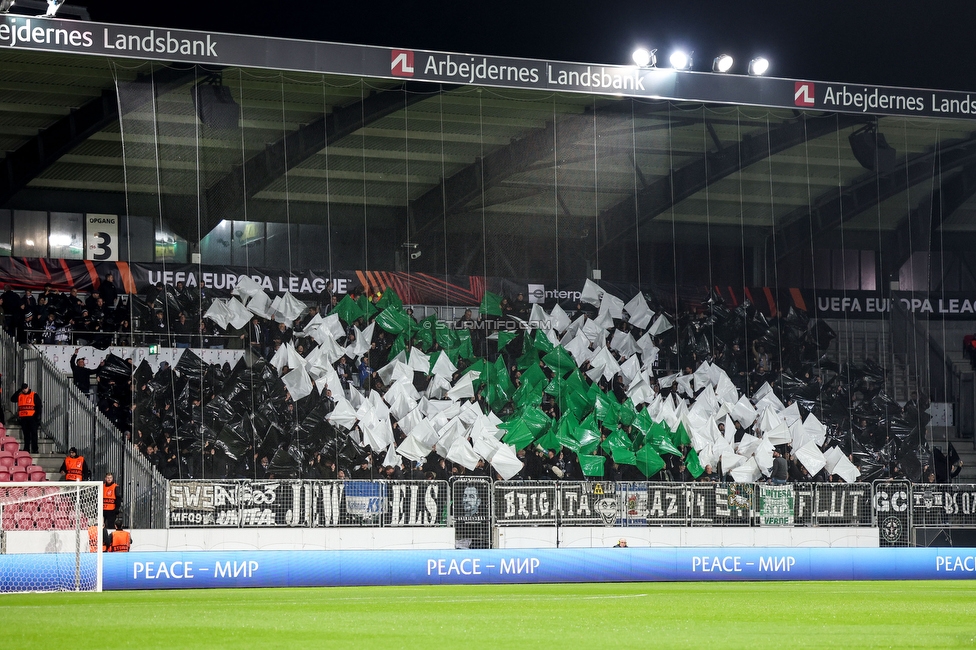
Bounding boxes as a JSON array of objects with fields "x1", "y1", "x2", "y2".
[
  {"x1": 0, "y1": 332, "x2": 167, "y2": 529},
  {"x1": 164, "y1": 478, "x2": 941, "y2": 546}
]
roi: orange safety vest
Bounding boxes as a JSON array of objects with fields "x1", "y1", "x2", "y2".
[
  {"x1": 103, "y1": 483, "x2": 117, "y2": 511},
  {"x1": 109, "y1": 530, "x2": 130, "y2": 552},
  {"x1": 65, "y1": 456, "x2": 84, "y2": 481},
  {"x1": 17, "y1": 392, "x2": 35, "y2": 418},
  {"x1": 88, "y1": 525, "x2": 104, "y2": 553}
]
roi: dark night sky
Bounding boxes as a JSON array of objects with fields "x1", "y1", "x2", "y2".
[{"x1": 87, "y1": 0, "x2": 975, "y2": 91}]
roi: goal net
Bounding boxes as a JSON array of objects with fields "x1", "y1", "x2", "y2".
[{"x1": 0, "y1": 482, "x2": 103, "y2": 592}]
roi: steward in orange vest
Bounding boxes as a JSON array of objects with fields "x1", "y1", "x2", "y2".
[
  {"x1": 102, "y1": 473, "x2": 121, "y2": 529},
  {"x1": 60, "y1": 447, "x2": 89, "y2": 481},
  {"x1": 11, "y1": 384, "x2": 40, "y2": 455},
  {"x1": 108, "y1": 521, "x2": 131, "y2": 552}
]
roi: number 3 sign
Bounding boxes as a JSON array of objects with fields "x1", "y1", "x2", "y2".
[{"x1": 86, "y1": 214, "x2": 118, "y2": 261}]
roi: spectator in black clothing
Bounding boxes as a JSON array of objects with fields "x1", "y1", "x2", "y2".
[
  {"x1": 172, "y1": 312, "x2": 193, "y2": 348},
  {"x1": 0, "y1": 284, "x2": 21, "y2": 334},
  {"x1": 70, "y1": 348, "x2": 102, "y2": 396},
  {"x1": 99, "y1": 273, "x2": 119, "y2": 308}
]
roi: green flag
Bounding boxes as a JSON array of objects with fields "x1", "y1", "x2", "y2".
[
  {"x1": 532, "y1": 329, "x2": 555, "y2": 355},
  {"x1": 520, "y1": 407, "x2": 552, "y2": 436},
  {"x1": 579, "y1": 454, "x2": 606, "y2": 477},
  {"x1": 375, "y1": 287, "x2": 402, "y2": 310},
  {"x1": 671, "y1": 421, "x2": 692, "y2": 447},
  {"x1": 618, "y1": 398, "x2": 639, "y2": 427},
  {"x1": 542, "y1": 346, "x2": 576, "y2": 377},
  {"x1": 685, "y1": 447, "x2": 705, "y2": 479},
  {"x1": 601, "y1": 429, "x2": 633, "y2": 456},
  {"x1": 333, "y1": 295, "x2": 364, "y2": 325},
  {"x1": 415, "y1": 315, "x2": 436, "y2": 350},
  {"x1": 500, "y1": 419, "x2": 536, "y2": 450},
  {"x1": 375, "y1": 305, "x2": 411, "y2": 335},
  {"x1": 497, "y1": 330, "x2": 518, "y2": 352},
  {"x1": 536, "y1": 428, "x2": 562, "y2": 452},
  {"x1": 387, "y1": 333, "x2": 407, "y2": 362},
  {"x1": 635, "y1": 444, "x2": 665, "y2": 478},
  {"x1": 480, "y1": 291, "x2": 504, "y2": 317},
  {"x1": 611, "y1": 447, "x2": 638, "y2": 466}
]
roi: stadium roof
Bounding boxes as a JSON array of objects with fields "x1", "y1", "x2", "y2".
[{"x1": 2, "y1": 16, "x2": 976, "y2": 274}]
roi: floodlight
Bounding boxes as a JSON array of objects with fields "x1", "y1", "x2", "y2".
[
  {"x1": 712, "y1": 55, "x2": 733, "y2": 73},
  {"x1": 669, "y1": 50, "x2": 692, "y2": 70},
  {"x1": 748, "y1": 57, "x2": 769, "y2": 76},
  {"x1": 632, "y1": 47, "x2": 657, "y2": 68}
]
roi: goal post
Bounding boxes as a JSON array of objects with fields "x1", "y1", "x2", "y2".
[{"x1": 0, "y1": 482, "x2": 103, "y2": 593}]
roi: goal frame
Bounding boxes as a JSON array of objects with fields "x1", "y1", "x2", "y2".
[{"x1": 0, "y1": 481, "x2": 104, "y2": 592}]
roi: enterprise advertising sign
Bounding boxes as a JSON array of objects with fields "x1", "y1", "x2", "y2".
[{"x1": 2, "y1": 16, "x2": 976, "y2": 119}]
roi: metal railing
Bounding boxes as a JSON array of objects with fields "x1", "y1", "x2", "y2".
[
  {"x1": 22, "y1": 329, "x2": 242, "y2": 349},
  {"x1": 0, "y1": 331, "x2": 167, "y2": 528}
]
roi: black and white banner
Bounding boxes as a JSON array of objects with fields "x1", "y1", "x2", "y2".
[
  {"x1": 493, "y1": 482, "x2": 557, "y2": 526},
  {"x1": 556, "y1": 482, "x2": 617, "y2": 526},
  {"x1": 794, "y1": 483, "x2": 873, "y2": 527},
  {"x1": 911, "y1": 484, "x2": 976, "y2": 528},
  {"x1": 873, "y1": 480, "x2": 912, "y2": 546},
  {"x1": 168, "y1": 479, "x2": 447, "y2": 528}
]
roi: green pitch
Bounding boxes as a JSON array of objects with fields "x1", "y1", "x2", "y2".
[{"x1": 0, "y1": 581, "x2": 972, "y2": 648}]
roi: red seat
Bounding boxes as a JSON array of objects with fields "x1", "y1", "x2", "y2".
[
  {"x1": 14, "y1": 451, "x2": 31, "y2": 464},
  {"x1": 29, "y1": 470, "x2": 45, "y2": 482},
  {"x1": 11, "y1": 471, "x2": 28, "y2": 482},
  {"x1": 25, "y1": 487, "x2": 42, "y2": 498},
  {"x1": 0, "y1": 456, "x2": 14, "y2": 469},
  {"x1": 38, "y1": 499, "x2": 55, "y2": 513},
  {"x1": 1, "y1": 514, "x2": 15, "y2": 530},
  {"x1": 53, "y1": 516, "x2": 71, "y2": 530},
  {"x1": 13, "y1": 511, "x2": 32, "y2": 529},
  {"x1": 0, "y1": 472, "x2": 10, "y2": 483},
  {"x1": 1, "y1": 437, "x2": 17, "y2": 454},
  {"x1": 34, "y1": 515, "x2": 52, "y2": 530}
]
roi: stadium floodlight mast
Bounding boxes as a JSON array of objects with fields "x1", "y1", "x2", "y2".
[
  {"x1": 669, "y1": 50, "x2": 693, "y2": 70},
  {"x1": 748, "y1": 57, "x2": 770, "y2": 76},
  {"x1": 712, "y1": 54, "x2": 734, "y2": 73},
  {"x1": 632, "y1": 47, "x2": 657, "y2": 68}
]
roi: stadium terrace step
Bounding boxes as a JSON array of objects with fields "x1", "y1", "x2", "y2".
[{"x1": 0, "y1": 424, "x2": 62, "y2": 482}]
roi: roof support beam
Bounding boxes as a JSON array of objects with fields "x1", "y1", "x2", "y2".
[
  {"x1": 773, "y1": 132, "x2": 976, "y2": 262},
  {"x1": 0, "y1": 65, "x2": 196, "y2": 207},
  {"x1": 597, "y1": 113, "x2": 864, "y2": 254},
  {"x1": 201, "y1": 82, "x2": 442, "y2": 236},
  {"x1": 888, "y1": 159, "x2": 976, "y2": 274}
]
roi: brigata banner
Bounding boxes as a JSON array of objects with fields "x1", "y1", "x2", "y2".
[
  {"x1": 494, "y1": 482, "x2": 558, "y2": 526},
  {"x1": 88, "y1": 547, "x2": 976, "y2": 590},
  {"x1": 556, "y1": 482, "x2": 617, "y2": 526},
  {"x1": 4, "y1": 16, "x2": 976, "y2": 120},
  {"x1": 167, "y1": 479, "x2": 447, "y2": 528}
]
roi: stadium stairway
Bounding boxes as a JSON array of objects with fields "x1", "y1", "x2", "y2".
[{"x1": 1, "y1": 420, "x2": 63, "y2": 482}]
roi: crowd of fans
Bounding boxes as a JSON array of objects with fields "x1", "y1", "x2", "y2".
[
  {"x1": 0, "y1": 272, "x2": 952, "y2": 485},
  {"x1": 0, "y1": 270, "x2": 940, "y2": 486}
]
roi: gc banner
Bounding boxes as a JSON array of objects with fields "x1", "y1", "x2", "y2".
[{"x1": 873, "y1": 480, "x2": 912, "y2": 547}]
